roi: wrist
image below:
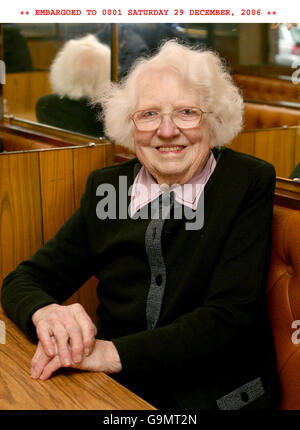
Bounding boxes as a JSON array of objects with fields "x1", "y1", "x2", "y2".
[
  {"x1": 98, "y1": 340, "x2": 122, "y2": 374},
  {"x1": 32, "y1": 307, "x2": 44, "y2": 326},
  {"x1": 32, "y1": 303, "x2": 57, "y2": 326}
]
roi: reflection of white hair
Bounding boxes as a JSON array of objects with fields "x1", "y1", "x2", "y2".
[
  {"x1": 99, "y1": 40, "x2": 243, "y2": 151},
  {"x1": 50, "y1": 34, "x2": 110, "y2": 100}
]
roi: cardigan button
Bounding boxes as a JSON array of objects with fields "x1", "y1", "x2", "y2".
[
  {"x1": 155, "y1": 274, "x2": 163, "y2": 286},
  {"x1": 240, "y1": 392, "x2": 249, "y2": 403}
]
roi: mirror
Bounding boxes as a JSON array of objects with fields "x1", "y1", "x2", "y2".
[
  {"x1": 2, "y1": 23, "x2": 112, "y2": 137},
  {"x1": 1, "y1": 23, "x2": 300, "y2": 178}
]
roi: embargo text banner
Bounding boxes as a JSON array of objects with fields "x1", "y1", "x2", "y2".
[{"x1": 0, "y1": 0, "x2": 298, "y2": 23}]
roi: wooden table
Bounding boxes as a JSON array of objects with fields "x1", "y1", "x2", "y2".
[{"x1": 0, "y1": 306, "x2": 155, "y2": 410}]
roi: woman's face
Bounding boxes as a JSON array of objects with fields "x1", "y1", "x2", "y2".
[{"x1": 133, "y1": 68, "x2": 212, "y2": 186}]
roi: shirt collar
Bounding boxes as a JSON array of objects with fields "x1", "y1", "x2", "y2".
[{"x1": 130, "y1": 151, "x2": 216, "y2": 217}]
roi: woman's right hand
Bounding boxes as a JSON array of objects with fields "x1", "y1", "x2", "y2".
[{"x1": 31, "y1": 303, "x2": 97, "y2": 366}]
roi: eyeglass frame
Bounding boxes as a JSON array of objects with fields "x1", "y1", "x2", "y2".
[{"x1": 130, "y1": 106, "x2": 213, "y2": 131}]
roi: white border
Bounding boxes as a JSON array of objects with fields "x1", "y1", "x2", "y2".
[{"x1": 0, "y1": 0, "x2": 298, "y2": 23}]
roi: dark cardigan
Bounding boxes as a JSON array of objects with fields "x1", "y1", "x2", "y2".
[
  {"x1": 1, "y1": 148, "x2": 280, "y2": 410},
  {"x1": 36, "y1": 94, "x2": 104, "y2": 137}
]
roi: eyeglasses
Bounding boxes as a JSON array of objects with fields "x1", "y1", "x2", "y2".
[{"x1": 131, "y1": 107, "x2": 212, "y2": 131}]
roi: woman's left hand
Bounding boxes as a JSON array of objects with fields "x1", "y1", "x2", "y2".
[{"x1": 30, "y1": 339, "x2": 122, "y2": 380}]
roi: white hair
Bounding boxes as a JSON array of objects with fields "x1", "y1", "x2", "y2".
[
  {"x1": 50, "y1": 34, "x2": 110, "y2": 100},
  {"x1": 99, "y1": 40, "x2": 243, "y2": 151}
]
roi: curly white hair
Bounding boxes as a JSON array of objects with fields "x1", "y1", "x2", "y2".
[
  {"x1": 99, "y1": 39, "x2": 243, "y2": 151},
  {"x1": 50, "y1": 34, "x2": 110, "y2": 100}
]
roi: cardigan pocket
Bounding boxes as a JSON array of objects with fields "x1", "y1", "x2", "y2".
[{"x1": 216, "y1": 377, "x2": 265, "y2": 410}]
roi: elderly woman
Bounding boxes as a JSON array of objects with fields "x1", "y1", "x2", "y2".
[{"x1": 1, "y1": 41, "x2": 280, "y2": 410}]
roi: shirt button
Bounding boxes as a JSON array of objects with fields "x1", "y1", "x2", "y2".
[{"x1": 155, "y1": 274, "x2": 163, "y2": 286}]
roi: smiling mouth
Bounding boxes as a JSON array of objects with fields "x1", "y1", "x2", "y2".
[{"x1": 156, "y1": 146, "x2": 186, "y2": 153}]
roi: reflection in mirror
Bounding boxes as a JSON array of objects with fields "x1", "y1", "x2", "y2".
[
  {"x1": 35, "y1": 33, "x2": 110, "y2": 136},
  {"x1": 2, "y1": 23, "x2": 111, "y2": 137}
]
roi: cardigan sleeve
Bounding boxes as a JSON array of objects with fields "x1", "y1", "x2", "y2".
[
  {"x1": 1, "y1": 173, "x2": 95, "y2": 341},
  {"x1": 112, "y1": 161, "x2": 276, "y2": 376}
]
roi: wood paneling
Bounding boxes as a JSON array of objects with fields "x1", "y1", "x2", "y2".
[
  {"x1": 73, "y1": 145, "x2": 111, "y2": 199},
  {"x1": 39, "y1": 149, "x2": 75, "y2": 242},
  {"x1": 27, "y1": 39, "x2": 64, "y2": 70},
  {"x1": 295, "y1": 130, "x2": 300, "y2": 167},
  {"x1": 1, "y1": 129, "x2": 72, "y2": 151},
  {"x1": 70, "y1": 145, "x2": 114, "y2": 322},
  {"x1": 0, "y1": 144, "x2": 113, "y2": 323},
  {"x1": 0, "y1": 152, "x2": 43, "y2": 284},
  {"x1": 229, "y1": 131, "x2": 254, "y2": 156},
  {"x1": 3, "y1": 71, "x2": 51, "y2": 121},
  {"x1": 0, "y1": 119, "x2": 104, "y2": 149},
  {"x1": 229, "y1": 126, "x2": 299, "y2": 180},
  {"x1": 254, "y1": 128, "x2": 296, "y2": 178},
  {"x1": 275, "y1": 177, "x2": 300, "y2": 210}
]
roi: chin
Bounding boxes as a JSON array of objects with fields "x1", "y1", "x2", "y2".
[{"x1": 155, "y1": 167, "x2": 188, "y2": 185}]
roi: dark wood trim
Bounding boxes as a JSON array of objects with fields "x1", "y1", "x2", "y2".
[
  {"x1": 274, "y1": 193, "x2": 300, "y2": 210},
  {"x1": 274, "y1": 177, "x2": 300, "y2": 210},
  {"x1": 0, "y1": 23, "x2": 3, "y2": 123},
  {"x1": 233, "y1": 65, "x2": 294, "y2": 78},
  {"x1": 245, "y1": 99, "x2": 300, "y2": 110},
  {"x1": 111, "y1": 23, "x2": 118, "y2": 83},
  {"x1": 0, "y1": 118, "x2": 111, "y2": 149}
]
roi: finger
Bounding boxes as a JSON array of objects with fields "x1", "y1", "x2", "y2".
[
  {"x1": 31, "y1": 342, "x2": 52, "y2": 379},
  {"x1": 52, "y1": 322, "x2": 72, "y2": 366},
  {"x1": 39, "y1": 355, "x2": 62, "y2": 380},
  {"x1": 59, "y1": 310, "x2": 86, "y2": 363},
  {"x1": 67, "y1": 325, "x2": 84, "y2": 364},
  {"x1": 35, "y1": 321, "x2": 56, "y2": 357},
  {"x1": 73, "y1": 307, "x2": 97, "y2": 356}
]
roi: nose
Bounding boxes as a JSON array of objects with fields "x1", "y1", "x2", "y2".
[{"x1": 156, "y1": 114, "x2": 180, "y2": 138}]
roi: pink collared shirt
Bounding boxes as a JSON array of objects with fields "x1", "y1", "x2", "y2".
[{"x1": 130, "y1": 151, "x2": 216, "y2": 217}]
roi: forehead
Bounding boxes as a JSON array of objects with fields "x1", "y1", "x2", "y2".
[{"x1": 135, "y1": 68, "x2": 199, "y2": 108}]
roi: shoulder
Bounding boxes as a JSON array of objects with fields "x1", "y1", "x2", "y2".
[{"x1": 216, "y1": 147, "x2": 276, "y2": 184}]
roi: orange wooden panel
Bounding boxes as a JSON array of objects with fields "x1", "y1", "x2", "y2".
[
  {"x1": 27, "y1": 39, "x2": 64, "y2": 70},
  {"x1": 295, "y1": 129, "x2": 300, "y2": 168},
  {"x1": 1, "y1": 143, "x2": 114, "y2": 320},
  {"x1": 39, "y1": 148, "x2": 82, "y2": 315},
  {"x1": 0, "y1": 152, "x2": 43, "y2": 286},
  {"x1": 73, "y1": 145, "x2": 112, "y2": 204},
  {"x1": 3, "y1": 71, "x2": 51, "y2": 120},
  {"x1": 72, "y1": 145, "x2": 113, "y2": 322},
  {"x1": 39, "y1": 148, "x2": 75, "y2": 243},
  {"x1": 254, "y1": 128, "x2": 296, "y2": 178},
  {"x1": 1, "y1": 129, "x2": 68, "y2": 151},
  {"x1": 228, "y1": 131, "x2": 255, "y2": 156}
]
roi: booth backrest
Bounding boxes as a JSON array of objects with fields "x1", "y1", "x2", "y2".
[
  {"x1": 244, "y1": 102, "x2": 300, "y2": 130},
  {"x1": 0, "y1": 143, "x2": 114, "y2": 323},
  {"x1": 267, "y1": 205, "x2": 300, "y2": 409},
  {"x1": 234, "y1": 74, "x2": 300, "y2": 103}
]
